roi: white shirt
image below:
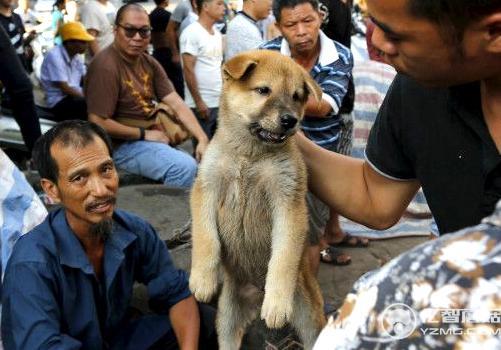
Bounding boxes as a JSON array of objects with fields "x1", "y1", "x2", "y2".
[
  {"x1": 79, "y1": 0, "x2": 116, "y2": 50},
  {"x1": 180, "y1": 21, "x2": 223, "y2": 108},
  {"x1": 225, "y1": 12, "x2": 264, "y2": 61}
]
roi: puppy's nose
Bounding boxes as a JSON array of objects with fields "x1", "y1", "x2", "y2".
[{"x1": 280, "y1": 114, "x2": 298, "y2": 130}]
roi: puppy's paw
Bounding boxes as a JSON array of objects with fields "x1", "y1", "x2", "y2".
[
  {"x1": 189, "y1": 266, "x2": 219, "y2": 302},
  {"x1": 261, "y1": 291, "x2": 293, "y2": 329}
]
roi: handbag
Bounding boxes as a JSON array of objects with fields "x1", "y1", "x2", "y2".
[{"x1": 116, "y1": 102, "x2": 191, "y2": 146}]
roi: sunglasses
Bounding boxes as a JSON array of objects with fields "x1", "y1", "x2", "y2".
[{"x1": 117, "y1": 24, "x2": 151, "y2": 39}]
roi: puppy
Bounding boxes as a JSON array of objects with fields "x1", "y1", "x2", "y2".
[{"x1": 190, "y1": 50, "x2": 326, "y2": 349}]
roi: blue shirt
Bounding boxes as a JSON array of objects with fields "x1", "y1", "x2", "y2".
[
  {"x1": 261, "y1": 31, "x2": 353, "y2": 150},
  {"x1": 1, "y1": 208, "x2": 191, "y2": 350},
  {"x1": 41, "y1": 44, "x2": 86, "y2": 108}
]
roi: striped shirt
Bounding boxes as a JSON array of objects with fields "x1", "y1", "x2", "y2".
[{"x1": 261, "y1": 31, "x2": 353, "y2": 150}]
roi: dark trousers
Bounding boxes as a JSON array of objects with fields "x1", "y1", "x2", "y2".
[
  {"x1": 50, "y1": 95, "x2": 87, "y2": 122},
  {"x1": 0, "y1": 26, "x2": 41, "y2": 154},
  {"x1": 153, "y1": 47, "x2": 185, "y2": 99},
  {"x1": 112, "y1": 303, "x2": 218, "y2": 350}
]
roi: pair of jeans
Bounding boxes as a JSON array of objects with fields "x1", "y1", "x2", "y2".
[
  {"x1": 0, "y1": 26, "x2": 41, "y2": 154},
  {"x1": 113, "y1": 140, "x2": 198, "y2": 189}
]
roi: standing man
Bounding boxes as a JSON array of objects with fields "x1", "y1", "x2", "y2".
[
  {"x1": 224, "y1": 0, "x2": 272, "y2": 60},
  {"x1": 41, "y1": 22, "x2": 93, "y2": 121},
  {"x1": 79, "y1": 0, "x2": 116, "y2": 56},
  {"x1": 297, "y1": 0, "x2": 501, "y2": 236},
  {"x1": 262, "y1": 0, "x2": 361, "y2": 269},
  {"x1": 0, "y1": 0, "x2": 35, "y2": 70},
  {"x1": 86, "y1": 4, "x2": 208, "y2": 189},
  {"x1": 0, "y1": 25, "x2": 41, "y2": 154},
  {"x1": 1, "y1": 120, "x2": 217, "y2": 349},
  {"x1": 149, "y1": 0, "x2": 184, "y2": 98},
  {"x1": 180, "y1": 0, "x2": 225, "y2": 140},
  {"x1": 166, "y1": 0, "x2": 195, "y2": 64}
]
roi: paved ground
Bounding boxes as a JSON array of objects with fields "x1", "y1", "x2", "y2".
[{"x1": 117, "y1": 183, "x2": 427, "y2": 349}]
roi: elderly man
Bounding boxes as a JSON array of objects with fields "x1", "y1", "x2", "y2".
[
  {"x1": 262, "y1": 0, "x2": 362, "y2": 269},
  {"x1": 296, "y1": 0, "x2": 501, "y2": 236},
  {"x1": 41, "y1": 22, "x2": 94, "y2": 121},
  {"x1": 224, "y1": 0, "x2": 272, "y2": 60},
  {"x1": 1, "y1": 120, "x2": 216, "y2": 349},
  {"x1": 86, "y1": 3, "x2": 209, "y2": 189}
]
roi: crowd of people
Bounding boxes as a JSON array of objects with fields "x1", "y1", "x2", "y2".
[{"x1": 0, "y1": 0, "x2": 500, "y2": 348}]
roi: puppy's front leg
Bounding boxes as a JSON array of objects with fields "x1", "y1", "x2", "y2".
[
  {"x1": 189, "y1": 181, "x2": 221, "y2": 302},
  {"x1": 261, "y1": 198, "x2": 307, "y2": 328}
]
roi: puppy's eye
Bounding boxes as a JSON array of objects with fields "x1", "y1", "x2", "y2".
[
  {"x1": 255, "y1": 87, "x2": 271, "y2": 96},
  {"x1": 293, "y1": 92, "x2": 301, "y2": 101}
]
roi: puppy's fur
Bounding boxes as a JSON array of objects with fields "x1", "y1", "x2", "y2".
[{"x1": 190, "y1": 50, "x2": 326, "y2": 349}]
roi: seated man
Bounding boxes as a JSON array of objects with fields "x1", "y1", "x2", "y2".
[
  {"x1": 40, "y1": 22, "x2": 94, "y2": 121},
  {"x1": 1, "y1": 120, "x2": 216, "y2": 349},
  {"x1": 86, "y1": 3, "x2": 209, "y2": 189}
]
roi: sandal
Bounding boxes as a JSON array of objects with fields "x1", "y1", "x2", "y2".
[
  {"x1": 320, "y1": 247, "x2": 351, "y2": 266},
  {"x1": 330, "y1": 233, "x2": 369, "y2": 248}
]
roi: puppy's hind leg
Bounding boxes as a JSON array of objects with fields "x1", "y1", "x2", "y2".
[
  {"x1": 290, "y1": 266, "x2": 326, "y2": 350},
  {"x1": 217, "y1": 271, "x2": 260, "y2": 350}
]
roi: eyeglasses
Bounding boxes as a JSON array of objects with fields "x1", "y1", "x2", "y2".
[{"x1": 117, "y1": 24, "x2": 151, "y2": 39}]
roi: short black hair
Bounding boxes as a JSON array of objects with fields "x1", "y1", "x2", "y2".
[
  {"x1": 115, "y1": 3, "x2": 149, "y2": 25},
  {"x1": 273, "y1": 0, "x2": 319, "y2": 23},
  {"x1": 32, "y1": 120, "x2": 113, "y2": 183},
  {"x1": 407, "y1": 0, "x2": 501, "y2": 44},
  {"x1": 153, "y1": 0, "x2": 165, "y2": 6},
  {"x1": 195, "y1": 0, "x2": 213, "y2": 14}
]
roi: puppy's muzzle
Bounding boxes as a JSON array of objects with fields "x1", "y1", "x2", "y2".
[{"x1": 280, "y1": 114, "x2": 298, "y2": 131}]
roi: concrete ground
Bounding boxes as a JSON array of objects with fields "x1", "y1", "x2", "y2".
[{"x1": 117, "y1": 183, "x2": 427, "y2": 349}]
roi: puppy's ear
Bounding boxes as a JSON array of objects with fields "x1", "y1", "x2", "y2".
[
  {"x1": 303, "y1": 71, "x2": 323, "y2": 102},
  {"x1": 223, "y1": 54, "x2": 258, "y2": 81}
]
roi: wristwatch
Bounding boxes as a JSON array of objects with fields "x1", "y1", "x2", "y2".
[{"x1": 138, "y1": 127, "x2": 145, "y2": 140}]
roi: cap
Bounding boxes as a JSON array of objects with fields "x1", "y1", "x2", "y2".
[{"x1": 60, "y1": 22, "x2": 95, "y2": 42}]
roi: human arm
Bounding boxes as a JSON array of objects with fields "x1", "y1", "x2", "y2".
[
  {"x1": 1, "y1": 262, "x2": 82, "y2": 350},
  {"x1": 296, "y1": 133, "x2": 420, "y2": 229},
  {"x1": 166, "y1": 20, "x2": 181, "y2": 64},
  {"x1": 162, "y1": 91, "x2": 209, "y2": 161},
  {"x1": 55, "y1": 81, "x2": 84, "y2": 98},
  {"x1": 169, "y1": 296, "x2": 200, "y2": 350},
  {"x1": 307, "y1": 45, "x2": 354, "y2": 118},
  {"x1": 181, "y1": 53, "x2": 209, "y2": 119}
]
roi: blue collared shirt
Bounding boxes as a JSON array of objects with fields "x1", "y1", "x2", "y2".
[
  {"x1": 1, "y1": 208, "x2": 191, "y2": 349},
  {"x1": 40, "y1": 44, "x2": 86, "y2": 108},
  {"x1": 261, "y1": 31, "x2": 354, "y2": 150}
]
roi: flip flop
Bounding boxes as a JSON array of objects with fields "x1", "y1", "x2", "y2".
[
  {"x1": 320, "y1": 247, "x2": 351, "y2": 266},
  {"x1": 330, "y1": 233, "x2": 369, "y2": 248}
]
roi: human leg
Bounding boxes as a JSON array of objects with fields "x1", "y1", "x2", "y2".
[
  {"x1": 113, "y1": 141, "x2": 198, "y2": 189},
  {"x1": 0, "y1": 26, "x2": 41, "y2": 154},
  {"x1": 50, "y1": 95, "x2": 87, "y2": 121}
]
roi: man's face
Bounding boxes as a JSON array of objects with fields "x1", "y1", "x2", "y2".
[
  {"x1": 204, "y1": 0, "x2": 226, "y2": 22},
  {"x1": 66, "y1": 40, "x2": 89, "y2": 55},
  {"x1": 277, "y1": 3, "x2": 322, "y2": 56},
  {"x1": 366, "y1": 0, "x2": 494, "y2": 87},
  {"x1": 114, "y1": 10, "x2": 151, "y2": 57},
  {"x1": 254, "y1": 0, "x2": 272, "y2": 21},
  {"x1": 44, "y1": 137, "x2": 119, "y2": 234}
]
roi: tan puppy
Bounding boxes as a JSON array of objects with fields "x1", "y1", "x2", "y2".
[{"x1": 190, "y1": 50, "x2": 326, "y2": 349}]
